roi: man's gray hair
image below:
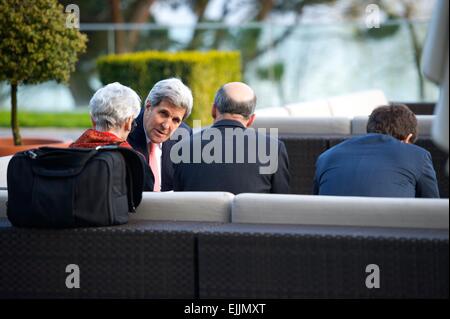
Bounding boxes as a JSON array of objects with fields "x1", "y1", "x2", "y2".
[
  {"x1": 90, "y1": 82, "x2": 141, "y2": 131},
  {"x1": 214, "y1": 86, "x2": 256, "y2": 118},
  {"x1": 145, "y1": 78, "x2": 193, "y2": 119}
]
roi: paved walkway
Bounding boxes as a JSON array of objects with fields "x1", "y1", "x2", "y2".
[{"x1": 0, "y1": 128, "x2": 84, "y2": 142}]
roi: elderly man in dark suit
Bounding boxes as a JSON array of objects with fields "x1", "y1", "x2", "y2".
[
  {"x1": 172, "y1": 82, "x2": 290, "y2": 194},
  {"x1": 127, "y1": 78, "x2": 193, "y2": 192},
  {"x1": 313, "y1": 104, "x2": 439, "y2": 198}
]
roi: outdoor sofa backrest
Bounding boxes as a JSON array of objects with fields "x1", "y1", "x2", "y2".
[
  {"x1": 131, "y1": 191, "x2": 234, "y2": 222},
  {"x1": 0, "y1": 190, "x2": 233, "y2": 223},
  {"x1": 1, "y1": 190, "x2": 448, "y2": 229},
  {"x1": 252, "y1": 116, "x2": 351, "y2": 135},
  {"x1": 352, "y1": 115, "x2": 434, "y2": 136},
  {"x1": 253, "y1": 115, "x2": 434, "y2": 136},
  {"x1": 231, "y1": 193, "x2": 449, "y2": 229},
  {"x1": 0, "y1": 155, "x2": 11, "y2": 190}
]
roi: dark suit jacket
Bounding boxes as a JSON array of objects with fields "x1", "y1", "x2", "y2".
[
  {"x1": 173, "y1": 119, "x2": 290, "y2": 194},
  {"x1": 313, "y1": 133, "x2": 440, "y2": 198},
  {"x1": 127, "y1": 109, "x2": 192, "y2": 191}
]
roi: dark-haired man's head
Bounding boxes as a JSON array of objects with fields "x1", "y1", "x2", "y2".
[
  {"x1": 212, "y1": 82, "x2": 257, "y2": 127},
  {"x1": 367, "y1": 104, "x2": 418, "y2": 143}
]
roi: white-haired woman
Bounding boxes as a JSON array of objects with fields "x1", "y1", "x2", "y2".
[{"x1": 70, "y1": 82, "x2": 141, "y2": 148}]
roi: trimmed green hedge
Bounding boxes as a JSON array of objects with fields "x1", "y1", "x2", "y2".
[
  {"x1": 0, "y1": 111, "x2": 90, "y2": 127},
  {"x1": 97, "y1": 50, "x2": 241, "y2": 126}
]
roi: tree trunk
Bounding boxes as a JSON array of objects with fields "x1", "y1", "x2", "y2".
[
  {"x1": 406, "y1": 20, "x2": 425, "y2": 100},
  {"x1": 212, "y1": 2, "x2": 230, "y2": 48},
  {"x1": 186, "y1": 0, "x2": 210, "y2": 50},
  {"x1": 110, "y1": 0, "x2": 127, "y2": 53},
  {"x1": 11, "y1": 83, "x2": 22, "y2": 146},
  {"x1": 248, "y1": 2, "x2": 305, "y2": 62},
  {"x1": 128, "y1": 0, "x2": 155, "y2": 51},
  {"x1": 127, "y1": 0, "x2": 155, "y2": 51},
  {"x1": 255, "y1": 0, "x2": 274, "y2": 21},
  {"x1": 401, "y1": 1, "x2": 425, "y2": 100}
]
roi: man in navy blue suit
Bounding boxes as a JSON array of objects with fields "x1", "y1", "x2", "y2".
[
  {"x1": 313, "y1": 104, "x2": 439, "y2": 198},
  {"x1": 127, "y1": 78, "x2": 193, "y2": 191},
  {"x1": 172, "y1": 82, "x2": 290, "y2": 194}
]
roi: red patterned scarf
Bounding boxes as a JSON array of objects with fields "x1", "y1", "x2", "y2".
[{"x1": 70, "y1": 129, "x2": 132, "y2": 149}]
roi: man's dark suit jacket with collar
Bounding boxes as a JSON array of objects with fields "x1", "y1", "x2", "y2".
[
  {"x1": 313, "y1": 133, "x2": 440, "y2": 198},
  {"x1": 173, "y1": 119, "x2": 290, "y2": 194},
  {"x1": 127, "y1": 109, "x2": 192, "y2": 191}
]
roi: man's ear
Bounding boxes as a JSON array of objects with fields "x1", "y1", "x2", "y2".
[
  {"x1": 124, "y1": 117, "x2": 133, "y2": 132},
  {"x1": 145, "y1": 101, "x2": 152, "y2": 110},
  {"x1": 403, "y1": 133, "x2": 413, "y2": 144},
  {"x1": 211, "y1": 105, "x2": 217, "y2": 119},
  {"x1": 246, "y1": 114, "x2": 256, "y2": 127}
]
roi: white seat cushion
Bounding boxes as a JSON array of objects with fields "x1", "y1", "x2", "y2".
[
  {"x1": 131, "y1": 191, "x2": 234, "y2": 222},
  {"x1": 232, "y1": 193, "x2": 449, "y2": 229}
]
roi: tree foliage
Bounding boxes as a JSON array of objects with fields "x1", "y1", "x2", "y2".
[
  {"x1": 0, "y1": 0, "x2": 87, "y2": 85},
  {"x1": 0, "y1": 0, "x2": 87, "y2": 145}
]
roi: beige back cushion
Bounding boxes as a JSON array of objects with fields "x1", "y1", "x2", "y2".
[
  {"x1": 130, "y1": 191, "x2": 234, "y2": 222},
  {"x1": 0, "y1": 190, "x2": 6, "y2": 218},
  {"x1": 252, "y1": 117, "x2": 351, "y2": 135},
  {"x1": 255, "y1": 106, "x2": 290, "y2": 117},
  {"x1": 328, "y1": 90, "x2": 388, "y2": 117},
  {"x1": 281, "y1": 91, "x2": 388, "y2": 118},
  {"x1": 285, "y1": 100, "x2": 332, "y2": 117},
  {"x1": 232, "y1": 193, "x2": 449, "y2": 229},
  {"x1": 352, "y1": 115, "x2": 434, "y2": 136},
  {"x1": 0, "y1": 156, "x2": 12, "y2": 189},
  {"x1": 0, "y1": 190, "x2": 234, "y2": 222}
]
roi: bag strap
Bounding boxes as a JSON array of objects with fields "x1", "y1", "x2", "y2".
[
  {"x1": 96, "y1": 145, "x2": 142, "y2": 213},
  {"x1": 124, "y1": 160, "x2": 136, "y2": 213},
  {"x1": 28, "y1": 147, "x2": 98, "y2": 165},
  {"x1": 26, "y1": 147, "x2": 100, "y2": 177}
]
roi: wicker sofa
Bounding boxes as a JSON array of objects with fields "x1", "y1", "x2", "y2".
[
  {"x1": 0, "y1": 191, "x2": 448, "y2": 299},
  {"x1": 0, "y1": 102, "x2": 448, "y2": 298}
]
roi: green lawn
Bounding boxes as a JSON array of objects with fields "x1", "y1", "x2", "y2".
[{"x1": 0, "y1": 111, "x2": 91, "y2": 128}]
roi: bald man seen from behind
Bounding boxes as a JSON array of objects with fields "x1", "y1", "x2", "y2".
[{"x1": 173, "y1": 82, "x2": 290, "y2": 194}]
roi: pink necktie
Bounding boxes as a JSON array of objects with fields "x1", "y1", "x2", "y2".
[{"x1": 148, "y1": 143, "x2": 160, "y2": 192}]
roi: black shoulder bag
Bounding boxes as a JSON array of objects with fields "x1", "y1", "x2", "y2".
[{"x1": 6, "y1": 146, "x2": 144, "y2": 228}]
